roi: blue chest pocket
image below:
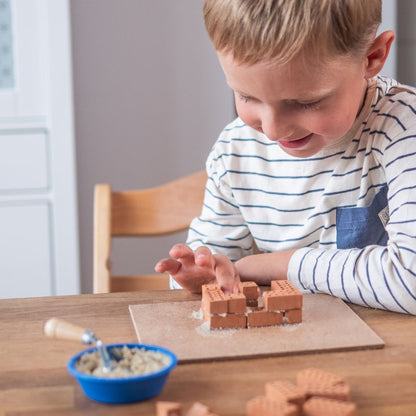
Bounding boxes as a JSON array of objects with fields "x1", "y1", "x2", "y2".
[{"x1": 336, "y1": 185, "x2": 388, "y2": 249}]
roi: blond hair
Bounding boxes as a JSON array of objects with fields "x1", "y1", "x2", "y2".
[{"x1": 203, "y1": 0, "x2": 382, "y2": 65}]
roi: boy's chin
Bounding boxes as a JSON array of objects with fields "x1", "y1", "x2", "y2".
[{"x1": 277, "y1": 143, "x2": 322, "y2": 158}]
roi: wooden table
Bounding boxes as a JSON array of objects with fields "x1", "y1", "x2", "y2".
[{"x1": 1, "y1": 290, "x2": 416, "y2": 416}]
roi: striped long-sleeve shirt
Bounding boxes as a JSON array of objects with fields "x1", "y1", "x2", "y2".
[{"x1": 179, "y1": 76, "x2": 416, "y2": 314}]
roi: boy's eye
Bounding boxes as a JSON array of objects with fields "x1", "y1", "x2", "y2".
[
  {"x1": 297, "y1": 100, "x2": 321, "y2": 110},
  {"x1": 237, "y1": 93, "x2": 251, "y2": 103}
]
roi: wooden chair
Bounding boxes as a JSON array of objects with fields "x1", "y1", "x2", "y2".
[{"x1": 93, "y1": 170, "x2": 207, "y2": 293}]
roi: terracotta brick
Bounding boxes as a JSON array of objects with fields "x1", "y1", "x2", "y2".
[
  {"x1": 301, "y1": 383, "x2": 351, "y2": 401},
  {"x1": 297, "y1": 368, "x2": 346, "y2": 388},
  {"x1": 207, "y1": 313, "x2": 247, "y2": 330},
  {"x1": 156, "y1": 401, "x2": 182, "y2": 416},
  {"x1": 303, "y1": 397, "x2": 356, "y2": 416},
  {"x1": 246, "y1": 299, "x2": 259, "y2": 308},
  {"x1": 239, "y1": 281, "x2": 260, "y2": 300},
  {"x1": 247, "y1": 310, "x2": 283, "y2": 327},
  {"x1": 265, "y1": 380, "x2": 306, "y2": 407},
  {"x1": 297, "y1": 368, "x2": 350, "y2": 401},
  {"x1": 285, "y1": 308, "x2": 302, "y2": 324},
  {"x1": 226, "y1": 293, "x2": 247, "y2": 313},
  {"x1": 246, "y1": 396, "x2": 299, "y2": 416},
  {"x1": 202, "y1": 288, "x2": 228, "y2": 314},
  {"x1": 201, "y1": 283, "x2": 220, "y2": 296},
  {"x1": 201, "y1": 306, "x2": 211, "y2": 323},
  {"x1": 264, "y1": 281, "x2": 303, "y2": 311}
]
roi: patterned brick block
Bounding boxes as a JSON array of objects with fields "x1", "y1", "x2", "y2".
[
  {"x1": 297, "y1": 368, "x2": 350, "y2": 401},
  {"x1": 246, "y1": 396, "x2": 299, "y2": 416},
  {"x1": 303, "y1": 397, "x2": 356, "y2": 416},
  {"x1": 239, "y1": 281, "x2": 260, "y2": 300},
  {"x1": 302, "y1": 383, "x2": 351, "y2": 401},
  {"x1": 264, "y1": 281, "x2": 303, "y2": 311},
  {"x1": 297, "y1": 368, "x2": 346, "y2": 388},
  {"x1": 206, "y1": 313, "x2": 247, "y2": 330},
  {"x1": 246, "y1": 299, "x2": 259, "y2": 308},
  {"x1": 285, "y1": 308, "x2": 302, "y2": 324},
  {"x1": 202, "y1": 288, "x2": 228, "y2": 314},
  {"x1": 156, "y1": 401, "x2": 182, "y2": 416},
  {"x1": 226, "y1": 293, "x2": 247, "y2": 313},
  {"x1": 201, "y1": 283, "x2": 220, "y2": 295},
  {"x1": 247, "y1": 309, "x2": 283, "y2": 327},
  {"x1": 265, "y1": 379, "x2": 306, "y2": 407},
  {"x1": 201, "y1": 306, "x2": 211, "y2": 322}
]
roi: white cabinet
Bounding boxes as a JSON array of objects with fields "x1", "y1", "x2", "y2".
[
  {"x1": 0, "y1": 0, "x2": 80, "y2": 298},
  {"x1": 0, "y1": 132, "x2": 49, "y2": 190},
  {"x1": 0, "y1": 202, "x2": 53, "y2": 297}
]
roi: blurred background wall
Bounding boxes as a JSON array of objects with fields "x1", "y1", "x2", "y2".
[
  {"x1": 70, "y1": 0, "x2": 234, "y2": 292},
  {"x1": 397, "y1": 0, "x2": 416, "y2": 85}
]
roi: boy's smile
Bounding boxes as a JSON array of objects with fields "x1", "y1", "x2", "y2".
[
  {"x1": 218, "y1": 52, "x2": 369, "y2": 158},
  {"x1": 278, "y1": 133, "x2": 313, "y2": 150}
]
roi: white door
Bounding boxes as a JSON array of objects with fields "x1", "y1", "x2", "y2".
[{"x1": 0, "y1": 0, "x2": 80, "y2": 298}]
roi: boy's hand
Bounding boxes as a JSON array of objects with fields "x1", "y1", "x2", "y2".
[{"x1": 154, "y1": 244, "x2": 240, "y2": 294}]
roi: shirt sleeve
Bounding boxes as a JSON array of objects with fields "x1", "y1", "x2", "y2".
[{"x1": 288, "y1": 124, "x2": 416, "y2": 315}]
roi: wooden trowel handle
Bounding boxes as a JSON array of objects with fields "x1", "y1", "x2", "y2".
[{"x1": 44, "y1": 317, "x2": 95, "y2": 343}]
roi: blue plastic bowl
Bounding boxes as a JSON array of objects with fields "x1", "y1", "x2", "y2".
[{"x1": 67, "y1": 343, "x2": 177, "y2": 404}]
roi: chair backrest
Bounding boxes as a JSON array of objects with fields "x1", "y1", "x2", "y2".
[{"x1": 93, "y1": 170, "x2": 207, "y2": 293}]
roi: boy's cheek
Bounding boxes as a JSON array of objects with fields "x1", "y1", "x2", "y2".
[
  {"x1": 235, "y1": 106, "x2": 259, "y2": 130},
  {"x1": 234, "y1": 100, "x2": 248, "y2": 117},
  {"x1": 306, "y1": 107, "x2": 355, "y2": 137}
]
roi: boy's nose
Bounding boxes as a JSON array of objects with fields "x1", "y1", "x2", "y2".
[{"x1": 260, "y1": 110, "x2": 293, "y2": 142}]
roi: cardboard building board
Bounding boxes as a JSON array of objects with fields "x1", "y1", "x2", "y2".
[{"x1": 129, "y1": 294, "x2": 384, "y2": 363}]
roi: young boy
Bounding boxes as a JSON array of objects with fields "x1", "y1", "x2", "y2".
[{"x1": 155, "y1": 0, "x2": 416, "y2": 315}]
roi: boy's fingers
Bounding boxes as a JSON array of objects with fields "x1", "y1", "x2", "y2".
[
  {"x1": 169, "y1": 243, "x2": 194, "y2": 261},
  {"x1": 154, "y1": 258, "x2": 182, "y2": 275},
  {"x1": 214, "y1": 254, "x2": 240, "y2": 294},
  {"x1": 194, "y1": 246, "x2": 215, "y2": 268}
]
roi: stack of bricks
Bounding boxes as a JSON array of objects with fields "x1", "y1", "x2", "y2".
[
  {"x1": 246, "y1": 368, "x2": 357, "y2": 416},
  {"x1": 155, "y1": 368, "x2": 356, "y2": 416},
  {"x1": 201, "y1": 280, "x2": 303, "y2": 330}
]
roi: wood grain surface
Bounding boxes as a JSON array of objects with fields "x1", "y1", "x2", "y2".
[{"x1": 1, "y1": 290, "x2": 415, "y2": 416}]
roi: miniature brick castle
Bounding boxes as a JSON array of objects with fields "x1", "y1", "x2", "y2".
[{"x1": 201, "y1": 280, "x2": 303, "y2": 330}]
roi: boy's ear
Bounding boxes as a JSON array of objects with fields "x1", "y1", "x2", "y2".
[{"x1": 364, "y1": 30, "x2": 395, "y2": 79}]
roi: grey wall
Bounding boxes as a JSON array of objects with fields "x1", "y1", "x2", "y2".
[
  {"x1": 397, "y1": 0, "x2": 416, "y2": 86},
  {"x1": 71, "y1": 1, "x2": 234, "y2": 293},
  {"x1": 379, "y1": 0, "x2": 396, "y2": 78}
]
